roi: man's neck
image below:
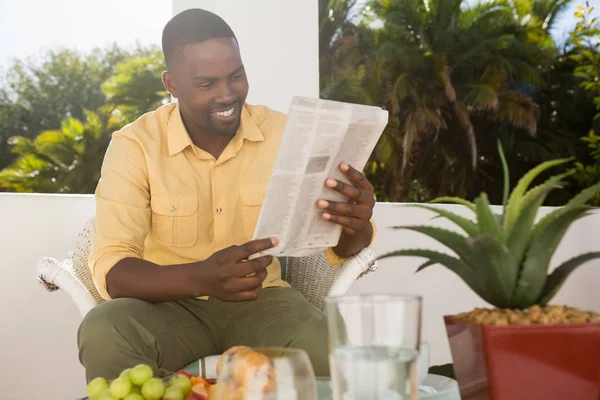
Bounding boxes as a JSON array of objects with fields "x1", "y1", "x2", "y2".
[{"x1": 180, "y1": 113, "x2": 233, "y2": 160}]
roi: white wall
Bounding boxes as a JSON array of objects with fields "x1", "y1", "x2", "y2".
[
  {"x1": 1, "y1": 192, "x2": 599, "y2": 399},
  {"x1": 0, "y1": 194, "x2": 95, "y2": 400},
  {"x1": 172, "y1": 0, "x2": 320, "y2": 113}
]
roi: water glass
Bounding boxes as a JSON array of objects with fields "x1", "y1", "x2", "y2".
[{"x1": 325, "y1": 294, "x2": 423, "y2": 400}]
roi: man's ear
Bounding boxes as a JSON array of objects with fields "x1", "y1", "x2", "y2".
[{"x1": 162, "y1": 71, "x2": 177, "y2": 98}]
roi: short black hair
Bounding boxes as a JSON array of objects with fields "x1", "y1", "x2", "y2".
[{"x1": 162, "y1": 8, "x2": 237, "y2": 67}]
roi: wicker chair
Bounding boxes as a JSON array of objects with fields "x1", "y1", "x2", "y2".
[{"x1": 36, "y1": 217, "x2": 379, "y2": 377}]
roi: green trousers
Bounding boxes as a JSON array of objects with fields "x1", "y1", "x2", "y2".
[{"x1": 77, "y1": 287, "x2": 329, "y2": 383}]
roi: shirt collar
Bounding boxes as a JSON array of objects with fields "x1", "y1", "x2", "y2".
[{"x1": 167, "y1": 103, "x2": 264, "y2": 157}]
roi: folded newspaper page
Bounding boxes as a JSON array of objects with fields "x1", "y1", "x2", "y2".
[{"x1": 251, "y1": 96, "x2": 389, "y2": 258}]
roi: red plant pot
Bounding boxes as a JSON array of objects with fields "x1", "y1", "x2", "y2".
[{"x1": 444, "y1": 316, "x2": 600, "y2": 400}]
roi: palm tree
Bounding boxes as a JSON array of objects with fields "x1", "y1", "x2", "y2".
[
  {"x1": 319, "y1": 0, "x2": 380, "y2": 104},
  {"x1": 0, "y1": 110, "x2": 110, "y2": 193},
  {"x1": 369, "y1": 0, "x2": 565, "y2": 201}
]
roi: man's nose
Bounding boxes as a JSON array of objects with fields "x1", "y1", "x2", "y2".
[{"x1": 215, "y1": 82, "x2": 236, "y2": 103}]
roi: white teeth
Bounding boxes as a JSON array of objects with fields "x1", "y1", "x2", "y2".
[{"x1": 214, "y1": 107, "x2": 234, "y2": 118}]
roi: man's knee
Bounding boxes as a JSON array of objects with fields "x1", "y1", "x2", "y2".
[
  {"x1": 78, "y1": 298, "x2": 148, "y2": 346},
  {"x1": 77, "y1": 298, "x2": 154, "y2": 380},
  {"x1": 288, "y1": 311, "x2": 330, "y2": 377}
]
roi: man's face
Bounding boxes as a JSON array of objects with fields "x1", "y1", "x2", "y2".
[{"x1": 163, "y1": 38, "x2": 249, "y2": 137}]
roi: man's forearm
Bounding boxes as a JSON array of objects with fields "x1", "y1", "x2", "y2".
[
  {"x1": 106, "y1": 258, "x2": 204, "y2": 303},
  {"x1": 332, "y1": 223, "x2": 374, "y2": 258}
]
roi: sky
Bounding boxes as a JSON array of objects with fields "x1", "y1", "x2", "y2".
[
  {"x1": 0, "y1": 0, "x2": 597, "y2": 69},
  {"x1": 0, "y1": 0, "x2": 171, "y2": 69}
]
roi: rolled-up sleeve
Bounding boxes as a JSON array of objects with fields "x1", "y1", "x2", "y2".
[{"x1": 90, "y1": 132, "x2": 151, "y2": 300}]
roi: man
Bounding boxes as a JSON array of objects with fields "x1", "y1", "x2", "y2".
[{"x1": 78, "y1": 8, "x2": 376, "y2": 382}]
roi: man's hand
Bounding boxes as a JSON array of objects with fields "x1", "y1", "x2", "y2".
[
  {"x1": 317, "y1": 162, "x2": 375, "y2": 257},
  {"x1": 105, "y1": 237, "x2": 278, "y2": 303},
  {"x1": 196, "y1": 237, "x2": 278, "y2": 302}
]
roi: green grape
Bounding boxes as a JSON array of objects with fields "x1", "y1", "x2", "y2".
[
  {"x1": 97, "y1": 389, "x2": 118, "y2": 400},
  {"x1": 87, "y1": 377, "x2": 109, "y2": 399},
  {"x1": 129, "y1": 364, "x2": 154, "y2": 386},
  {"x1": 169, "y1": 374, "x2": 192, "y2": 396},
  {"x1": 120, "y1": 367, "x2": 133, "y2": 381},
  {"x1": 123, "y1": 393, "x2": 145, "y2": 400},
  {"x1": 109, "y1": 377, "x2": 132, "y2": 398},
  {"x1": 141, "y1": 377, "x2": 165, "y2": 400},
  {"x1": 163, "y1": 386, "x2": 184, "y2": 400}
]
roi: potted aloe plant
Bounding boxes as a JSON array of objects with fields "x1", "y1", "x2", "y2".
[{"x1": 382, "y1": 142, "x2": 600, "y2": 400}]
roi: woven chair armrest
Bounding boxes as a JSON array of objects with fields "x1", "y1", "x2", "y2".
[
  {"x1": 328, "y1": 247, "x2": 379, "y2": 296},
  {"x1": 36, "y1": 256, "x2": 97, "y2": 318},
  {"x1": 285, "y1": 247, "x2": 379, "y2": 311}
]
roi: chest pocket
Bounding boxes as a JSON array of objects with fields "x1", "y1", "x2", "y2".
[
  {"x1": 150, "y1": 195, "x2": 198, "y2": 247},
  {"x1": 240, "y1": 183, "x2": 268, "y2": 240}
]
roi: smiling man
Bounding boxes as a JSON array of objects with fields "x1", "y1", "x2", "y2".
[{"x1": 78, "y1": 8, "x2": 376, "y2": 382}]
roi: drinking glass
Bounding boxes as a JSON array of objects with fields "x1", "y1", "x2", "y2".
[
  {"x1": 213, "y1": 346, "x2": 317, "y2": 400},
  {"x1": 325, "y1": 294, "x2": 423, "y2": 400}
]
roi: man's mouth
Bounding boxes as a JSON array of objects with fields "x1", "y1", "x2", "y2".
[{"x1": 210, "y1": 105, "x2": 237, "y2": 121}]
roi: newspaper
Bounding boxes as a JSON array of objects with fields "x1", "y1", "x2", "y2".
[{"x1": 251, "y1": 96, "x2": 389, "y2": 258}]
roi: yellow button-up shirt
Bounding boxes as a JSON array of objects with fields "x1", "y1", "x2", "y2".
[{"x1": 90, "y1": 102, "x2": 350, "y2": 300}]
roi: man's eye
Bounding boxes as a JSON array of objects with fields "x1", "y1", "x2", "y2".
[
  {"x1": 233, "y1": 73, "x2": 244, "y2": 79},
  {"x1": 197, "y1": 83, "x2": 212, "y2": 88}
]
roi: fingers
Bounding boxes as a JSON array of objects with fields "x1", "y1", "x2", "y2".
[
  {"x1": 230, "y1": 286, "x2": 263, "y2": 302},
  {"x1": 339, "y1": 163, "x2": 374, "y2": 192},
  {"x1": 316, "y1": 199, "x2": 373, "y2": 219},
  {"x1": 239, "y1": 237, "x2": 278, "y2": 259},
  {"x1": 325, "y1": 178, "x2": 366, "y2": 202},
  {"x1": 322, "y1": 163, "x2": 374, "y2": 204},
  {"x1": 321, "y1": 213, "x2": 365, "y2": 235},
  {"x1": 236, "y1": 255, "x2": 274, "y2": 277},
  {"x1": 218, "y1": 238, "x2": 278, "y2": 263},
  {"x1": 226, "y1": 268, "x2": 268, "y2": 293}
]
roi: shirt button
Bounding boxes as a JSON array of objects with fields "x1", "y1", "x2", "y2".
[{"x1": 216, "y1": 208, "x2": 222, "y2": 214}]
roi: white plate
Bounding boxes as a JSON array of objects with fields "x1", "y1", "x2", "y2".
[
  {"x1": 316, "y1": 374, "x2": 460, "y2": 400},
  {"x1": 420, "y1": 374, "x2": 460, "y2": 400}
]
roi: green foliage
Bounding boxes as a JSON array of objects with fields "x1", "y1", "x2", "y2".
[
  {"x1": 101, "y1": 49, "x2": 169, "y2": 125},
  {"x1": 0, "y1": 44, "x2": 169, "y2": 193},
  {"x1": 573, "y1": 130, "x2": 600, "y2": 205},
  {"x1": 380, "y1": 142, "x2": 600, "y2": 309},
  {"x1": 568, "y1": 2, "x2": 600, "y2": 205},
  {"x1": 0, "y1": 46, "x2": 129, "y2": 169},
  {"x1": 0, "y1": 110, "x2": 109, "y2": 193}
]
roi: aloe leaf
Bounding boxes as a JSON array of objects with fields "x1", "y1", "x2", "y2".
[
  {"x1": 469, "y1": 234, "x2": 518, "y2": 308},
  {"x1": 506, "y1": 179, "x2": 566, "y2": 264},
  {"x1": 567, "y1": 181, "x2": 600, "y2": 207},
  {"x1": 475, "y1": 193, "x2": 504, "y2": 241},
  {"x1": 430, "y1": 197, "x2": 476, "y2": 212},
  {"x1": 517, "y1": 169, "x2": 573, "y2": 213},
  {"x1": 399, "y1": 226, "x2": 476, "y2": 267},
  {"x1": 503, "y1": 157, "x2": 574, "y2": 231},
  {"x1": 497, "y1": 140, "x2": 509, "y2": 208},
  {"x1": 532, "y1": 181, "x2": 600, "y2": 239},
  {"x1": 401, "y1": 204, "x2": 478, "y2": 236},
  {"x1": 416, "y1": 260, "x2": 436, "y2": 272},
  {"x1": 378, "y1": 249, "x2": 488, "y2": 301},
  {"x1": 537, "y1": 252, "x2": 600, "y2": 305},
  {"x1": 512, "y1": 207, "x2": 591, "y2": 306}
]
